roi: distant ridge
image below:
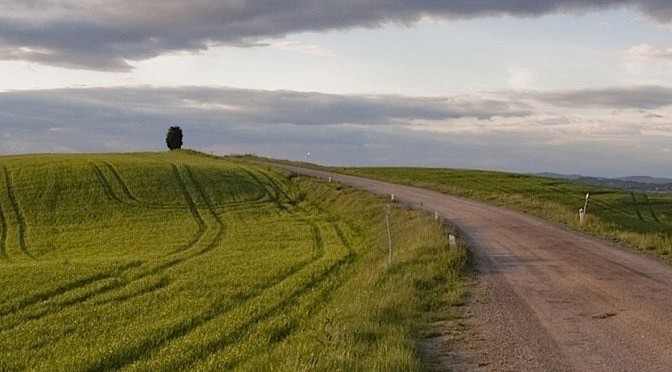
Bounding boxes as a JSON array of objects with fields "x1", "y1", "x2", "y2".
[
  {"x1": 618, "y1": 176, "x2": 672, "y2": 185},
  {"x1": 534, "y1": 173, "x2": 672, "y2": 192},
  {"x1": 535, "y1": 172, "x2": 585, "y2": 181}
]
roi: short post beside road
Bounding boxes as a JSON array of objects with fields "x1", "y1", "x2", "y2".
[
  {"x1": 580, "y1": 193, "x2": 590, "y2": 224},
  {"x1": 386, "y1": 204, "x2": 393, "y2": 265}
]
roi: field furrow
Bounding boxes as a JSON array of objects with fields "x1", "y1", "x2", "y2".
[
  {"x1": 82, "y1": 259, "x2": 317, "y2": 369},
  {"x1": 309, "y1": 220, "x2": 324, "y2": 257},
  {"x1": 1, "y1": 166, "x2": 33, "y2": 259},
  {"x1": 0, "y1": 162, "x2": 224, "y2": 329},
  {"x1": 241, "y1": 168, "x2": 291, "y2": 208},
  {"x1": 0, "y1": 261, "x2": 143, "y2": 329},
  {"x1": 205, "y1": 222, "x2": 359, "y2": 370},
  {"x1": 70, "y1": 163, "x2": 231, "y2": 304},
  {"x1": 182, "y1": 165, "x2": 224, "y2": 226},
  {"x1": 91, "y1": 162, "x2": 125, "y2": 204},
  {"x1": 196, "y1": 255, "x2": 354, "y2": 369},
  {"x1": 171, "y1": 164, "x2": 207, "y2": 230},
  {"x1": 102, "y1": 161, "x2": 140, "y2": 202},
  {"x1": 630, "y1": 192, "x2": 647, "y2": 222},
  {"x1": 122, "y1": 228, "x2": 352, "y2": 371},
  {"x1": 140, "y1": 163, "x2": 225, "y2": 261},
  {"x1": 589, "y1": 196, "x2": 634, "y2": 217},
  {"x1": 74, "y1": 217, "x2": 323, "y2": 370},
  {"x1": 0, "y1": 198, "x2": 7, "y2": 260},
  {"x1": 642, "y1": 193, "x2": 662, "y2": 223},
  {"x1": 71, "y1": 214, "x2": 327, "y2": 368}
]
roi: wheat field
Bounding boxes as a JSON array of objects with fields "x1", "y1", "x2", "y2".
[{"x1": 0, "y1": 151, "x2": 466, "y2": 370}]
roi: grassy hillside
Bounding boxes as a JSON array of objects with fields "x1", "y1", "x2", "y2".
[
  {"x1": 0, "y1": 151, "x2": 466, "y2": 370},
  {"x1": 339, "y1": 167, "x2": 672, "y2": 259}
]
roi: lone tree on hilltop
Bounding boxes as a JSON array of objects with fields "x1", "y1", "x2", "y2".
[{"x1": 166, "y1": 126, "x2": 183, "y2": 150}]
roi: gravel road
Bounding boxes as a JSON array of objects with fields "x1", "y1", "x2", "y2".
[{"x1": 286, "y1": 166, "x2": 672, "y2": 371}]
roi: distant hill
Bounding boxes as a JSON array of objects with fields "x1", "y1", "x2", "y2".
[
  {"x1": 618, "y1": 176, "x2": 672, "y2": 185},
  {"x1": 534, "y1": 173, "x2": 672, "y2": 193}
]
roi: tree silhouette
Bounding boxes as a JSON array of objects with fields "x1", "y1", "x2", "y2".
[{"x1": 166, "y1": 126, "x2": 183, "y2": 150}]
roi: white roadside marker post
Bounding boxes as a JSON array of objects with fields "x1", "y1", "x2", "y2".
[
  {"x1": 580, "y1": 193, "x2": 590, "y2": 224},
  {"x1": 584, "y1": 193, "x2": 590, "y2": 213},
  {"x1": 298, "y1": 152, "x2": 310, "y2": 180},
  {"x1": 386, "y1": 204, "x2": 393, "y2": 265},
  {"x1": 449, "y1": 234, "x2": 457, "y2": 248}
]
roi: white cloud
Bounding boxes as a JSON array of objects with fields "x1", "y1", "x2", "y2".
[
  {"x1": 626, "y1": 44, "x2": 672, "y2": 60},
  {"x1": 507, "y1": 67, "x2": 537, "y2": 90}
]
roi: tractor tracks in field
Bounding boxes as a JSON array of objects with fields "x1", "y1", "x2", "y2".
[
  {"x1": 90, "y1": 161, "x2": 142, "y2": 206},
  {"x1": 91, "y1": 163, "x2": 126, "y2": 205},
  {"x1": 216, "y1": 222, "x2": 356, "y2": 370},
  {"x1": 632, "y1": 192, "x2": 662, "y2": 224},
  {"x1": 103, "y1": 220, "x2": 355, "y2": 371},
  {"x1": 0, "y1": 162, "x2": 322, "y2": 339},
  {"x1": 0, "y1": 166, "x2": 34, "y2": 260},
  {"x1": 0, "y1": 162, "x2": 231, "y2": 332},
  {"x1": 2, "y1": 160, "x2": 358, "y2": 369},
  {"x1": 0, "y1": 194, "x2": 7, "y2": 260},
  {"x1": 89, "y1": 167, "x2": 356, "y2": 370},
  {"x1": 103, "y1": 161, "x2": 139, "y2": 203}
]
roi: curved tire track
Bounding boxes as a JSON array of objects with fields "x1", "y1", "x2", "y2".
[
  {"x1": 2, "y1": 166, "x2": 33, "y2": 259},
  {"x1": 0, "y1": 197, "x2": 7, "y2": 260},
  {"x1": 1, "y1": 163, "x2": 222, "y2": 329},
  {"x1": 102, "y1": 217, "x2": 346, "y2": 370},
  {"x1": 128, "y1": 226, "x2": 354, "y2": 371},
  {"x1": 102, "y1": 161, "x2": 139, "y2": 202}
]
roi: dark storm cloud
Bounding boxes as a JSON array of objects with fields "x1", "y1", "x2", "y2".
[
  {"x1": 0, "y1": 0, "x2": 670, "y2": 70},
  {"x1": 1, "y1": 85, "x2": 670, "y2": 177},
  {"x1": 0, "y1": 86, "x2": 529, "y2": 156},
  {"x1": 1, "y1": 85, "x2": 666, "y2": 142},
  {"x1": 0, "y1": 86, "x2": 526, "y2": 129}
]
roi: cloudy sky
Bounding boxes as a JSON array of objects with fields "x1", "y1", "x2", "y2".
[{"x1": 1, "y1": 1, "x2": 671, "y2": 177}]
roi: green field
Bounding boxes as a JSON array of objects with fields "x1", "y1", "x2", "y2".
[
  {"x1": 338, "y1": 167, "x2": 672, "y2": 258},
  {"x1": 0, "y1": 151, "x2": 466, "y2": 370}
]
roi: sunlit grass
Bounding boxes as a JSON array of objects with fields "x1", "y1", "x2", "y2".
[{"x1": 0, "y1": 151, "x2": 466, "y2": 370}]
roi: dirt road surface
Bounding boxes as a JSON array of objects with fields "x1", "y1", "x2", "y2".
[{"x1": 286, "y1": 166, "x2": 672, "y2": 371}]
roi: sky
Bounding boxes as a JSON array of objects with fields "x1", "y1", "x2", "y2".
[{"x1": 0, "y1": 1, "x2": 671, "y2": 177}]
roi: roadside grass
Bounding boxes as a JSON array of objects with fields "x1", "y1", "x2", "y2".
[
  {"x1": 338, "y1": 167, "x2": 672, "y2": 259},
  {"x1": 0, "y1": 151, "x2": 466, "y2": 370}
]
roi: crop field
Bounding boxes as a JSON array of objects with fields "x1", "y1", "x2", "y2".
[
  {"x1": 340, "y1": 167, "x2": 672, "y2": 258},
  {"x1": 0, "y1": 151, "x2": 465, "y2": 370}
]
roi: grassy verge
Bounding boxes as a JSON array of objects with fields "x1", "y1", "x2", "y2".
[
  {"x1": 243, "y1": 175, "x2": 469, "y2": 370},
  {"x1": 336, "y1": 167, "x2": 672, "y2": 260}
]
